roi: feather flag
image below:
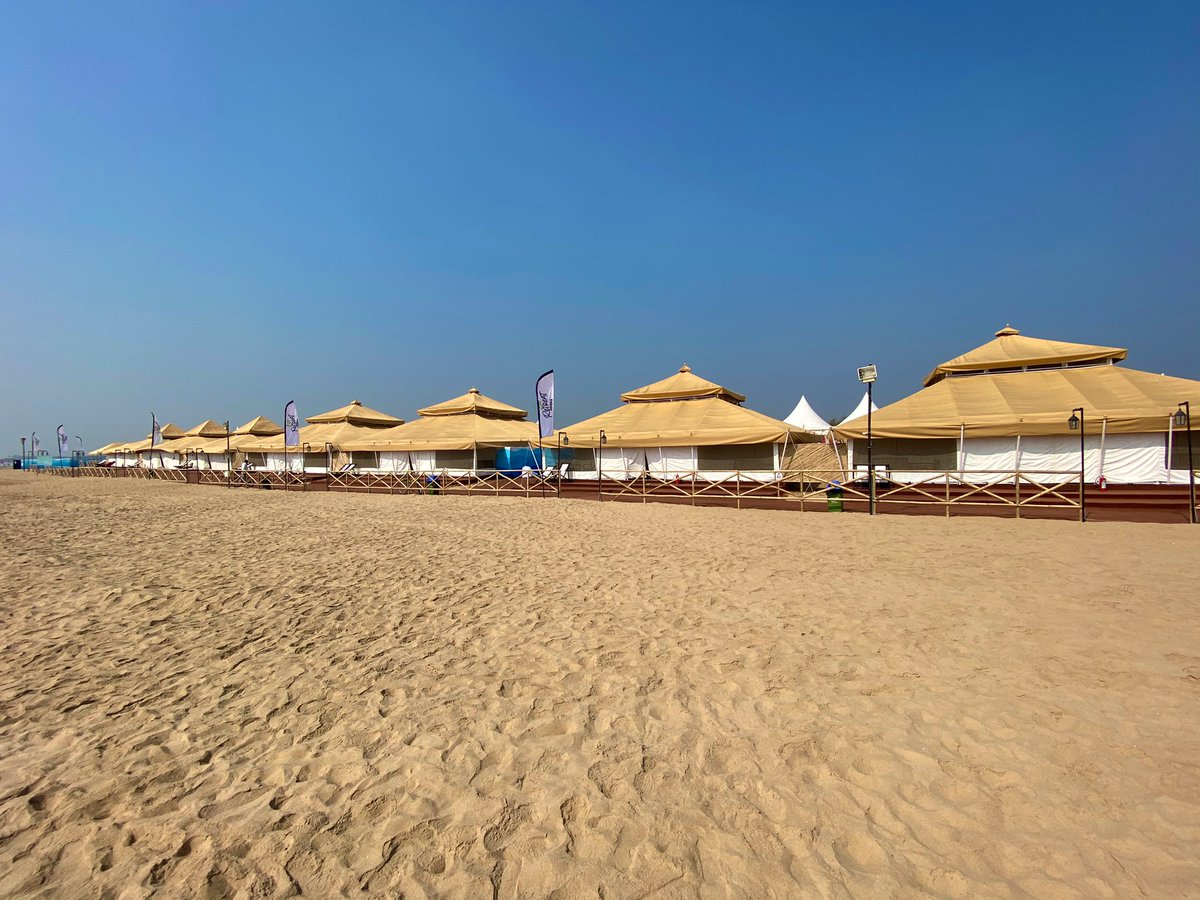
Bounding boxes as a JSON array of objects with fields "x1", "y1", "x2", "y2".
[
  {"x1": 284, "y1": 400, "x2": 300, "y2": 447},
  {"x1": 535, "y1": 370, "x2": 554, "y2": 440}
]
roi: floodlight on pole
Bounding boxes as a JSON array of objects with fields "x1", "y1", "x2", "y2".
[{"x1": 857, "y1": 365, "x2": 878, "y2": 515}]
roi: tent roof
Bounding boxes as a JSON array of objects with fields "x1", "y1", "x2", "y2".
[
  {"x1": 305, "y1": 400, "x2": 403, "y2": 426},
  {"x1": 238, "y1": 418, "x2": 401, "y2": 452},
  {"x1": 186, "y1": 416, "x2": 285, "y2": 454},
  {"x1": 550, "y1": 396, "x2": 817, "y2": 448},
  {"x1": 834, "y1": 364, "x2": 1200, "y2": 439},
  {"x1": 234, "y1": 415, "x2": 283, "y2": 436},
  {"x1": 159, "y1": 423, "x2": 184, "y2": 439},
  {"x1": 417, "y1": 388, "x2": 527, "y2": 420},
  {"x1": 346, "y1": 389, "x2": 533, "y2": 449},
  {"x1": 620, "y1": 365, "x2": 747, "y2": 403},
  {"x1": 783, "y1": 395, "x2": 830, "y2": 433},
  {"x1": 344, "y1": 414, "x2": 539, "y2": 451},
  {"x1": 923, "y1": 326, "x2": 1127, "y2": 386},
  {"x1": 185, "y1": 419, "x2": 229, "y2": 437}
]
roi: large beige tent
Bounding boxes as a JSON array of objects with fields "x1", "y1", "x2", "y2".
[
  {"x1": 239, "y1": 401, "x2": 403, "y2": 472},
  {"x1": 184, "y1": 416, "x2": 284, "y2": 470},
  {"x1": 158, "y1": 420, "x2": 230, "y2": 460},
  {"x1": 344, "y1": 388, "x2": 538, "y2": 473},
  {"x1": 106, "y1": 423, "x2": 185, "y2": 466},
  {"x1": 551, "y1": 365, "x2": 835, "y2": 480},
  {"x1": 834, "y1": 327, "x2": 1199, "y2": 483}
]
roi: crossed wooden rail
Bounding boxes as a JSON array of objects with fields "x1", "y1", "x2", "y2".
[{"x1": 35, "y1": 464, "x2": 1200, "y2": 521}]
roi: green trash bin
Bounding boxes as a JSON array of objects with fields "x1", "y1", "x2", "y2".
[{"x1": 827, "y1": 482, "x2": 844, "y2": 512}]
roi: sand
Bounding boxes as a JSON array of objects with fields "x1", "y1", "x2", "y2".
[{"x1": 0, "y1": 471, "x2": 1197, "y2": 898}]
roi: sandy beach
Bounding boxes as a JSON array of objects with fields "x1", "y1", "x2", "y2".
[{"x1": 0, "y1": 471, "x2": 1197, "y2": 898}]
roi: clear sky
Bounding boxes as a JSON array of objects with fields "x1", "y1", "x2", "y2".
[{"x1": 3, "y1": 1, "x2": 1198, "y2": 449}]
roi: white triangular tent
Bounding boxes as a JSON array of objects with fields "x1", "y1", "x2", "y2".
[
  {"x1": 844, "y1": 390, "x2": 879, "y2": 424},
  {"x1": 783, "y1": 395, "x2": 830, "y2": 435}
]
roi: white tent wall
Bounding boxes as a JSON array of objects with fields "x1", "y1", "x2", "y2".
[
  {"x1": 1015, "y1": 434, "x2": 1168, "y2": 484},
  {"x1": 640, "y1": 444, "x2": 786, "y2": 483},
  {"x1": 409, "y1": 451, "x2": 438, "y2": 474},
  {"x1": 848, "y1": 432, "x2": 1179, "y2": 484},
  {"x1": 193, "y1": 453, "x2": 231, "y2": 471},
  {"x1": 375, "y1": 452, "x2": 412, "y2": 473},
  {"x1": 137, "y1": 450, "x2": 177, "y2": 468},
  {"x1": 598, "y1": 447, "x2": 647, "y2": 478},
  {"x1": 265, "y1": 453, "x2": 308, "y2": 473},
  {"x1": 646, "y1": 447, "x2": 696, "y2": 479}
]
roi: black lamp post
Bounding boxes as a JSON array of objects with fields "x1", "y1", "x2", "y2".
[
  {"x1": 597, "y1": 430, "x2": 607, "y2": 500},
  {"x1": 1176, "y1": 402, "x2": 1195, "y2": 524},
  {"x1": 857, "y1": 365, "x2": 878, "y2": 515},
  {"x1": 558, "y1": 432, "x2": 568, "y2": 498},
  {"x1": 1068, "y1": 408, "x2": 1086, "y2": 522}
]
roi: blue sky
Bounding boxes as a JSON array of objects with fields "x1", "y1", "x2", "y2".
[{"x1": 3, "y1": 1, "x2": 1198, "y2": 448}]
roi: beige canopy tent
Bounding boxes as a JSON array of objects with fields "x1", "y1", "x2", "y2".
[
  {"x1": 836, "y1": 328, "x2": 1196, "y2": 440},
  {"x1": 835, "y1": 364, "x2": 1200, "y2": 440},
  {"x1": 833, "y1": 327, "x2": 1199, "y2": 483},
  {"x1": 93, "y1": 441, "x2": 125, "y2": 455},
  {"x1": 105, "y1": 423, "x2": 185, "y2": 465},
  {"x1": 183, "y1": 416, "x2": 284, "y2": 469},
  {"x1": 158, "y1": 419, "x2": 230, "y2": 457},
  {"x1": 343, "y1": 389, "x2": 538, "y2": 463},
  {"x1": 239, "y1": 401, "x2": 404, "y2": 472},
  {"x1": 549, "y1": 365, "x2": 835, "y2": 479}
]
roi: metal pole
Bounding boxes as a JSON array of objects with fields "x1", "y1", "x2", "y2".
[
  {"x1": 557, "y1": 433, "x2": 562, "y2": 498},
  {"x1": 597, "y1": 433, "x2": 602, "y2": 501},
  {"x1": 226, "y1": 421, "x2": 232, "y2": 488},
  {"x1": 1184, "y1": 402, "x2": 1195, "y2": 525},
  {"x1": 20, "y1": 437, "x2": 26, "y2": 469},
  {"x1": 867, "y1": 382, "x2": 875, "y2": 515}
]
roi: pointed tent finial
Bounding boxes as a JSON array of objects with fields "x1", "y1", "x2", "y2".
[
  {"x1": 679, "y1": 364, "x2": 691, "y2": 373},
  {"x1": 352, "y1": 399, "x2": 361, "y2": 405},
  {"x1": 469, "y1": 387, "x2": 479, "y2": 394},
  {"x1": 995, "y1": 325, "x2": 1020, "y2": 337}
]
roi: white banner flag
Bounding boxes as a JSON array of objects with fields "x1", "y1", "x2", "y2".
[
  {"x1": 535, "y1": 369, "x2": 554, "y2": 440},
  {"x1": 31, "y1": 432, "x2": 39, "y2": 454},
  {"x1": 57, "y1": 425, "x2": 69, "y2": 457},
  {"x1": 151, "y1": 414, "x2": 162, "y2": 447},
  {"x1": 284, "y1": 400, "x2": 300, "y2": 446}
]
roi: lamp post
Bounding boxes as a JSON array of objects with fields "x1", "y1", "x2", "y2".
[
  {"x1": 1068, "y1": 408, "x2": 1086, "y2": 522},
  {"x1": 558, "y1": 432, "x2": 568, "y2": 498},
  {"x1": 597, "y1": 430, "x2": 607, "y2": 501},
  {"x1": 857, "y1": 365, "x2": 878, "y2": 515},
  {"x1": 1176, "y1": 403, "x2": 1195, "y2": 524}
]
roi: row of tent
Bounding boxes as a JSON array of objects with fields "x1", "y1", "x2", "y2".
[
  {"x1": 91, "y1": 326, "x2": 1198, "y2": 483},
  {"x1": 94, "y1": 368, "x2": 847, "y2": 477}
]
